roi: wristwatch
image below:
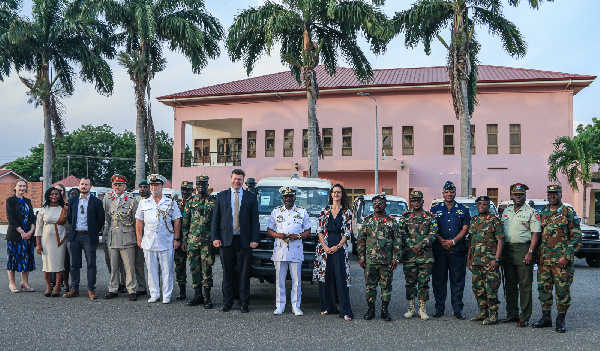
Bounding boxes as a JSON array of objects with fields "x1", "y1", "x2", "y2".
[
  {"x1": 494, "y1": 257, "x2": 500, "y2": 262},
  {"x1": 451, "y1": 239, "x2": 456, "y2": 246},
  {"x1": 173, "y1": 237, "x2": 181, "y2": 242},
  {"x1": 528, "y1": 249, "x2": 534, "y2": 254}
]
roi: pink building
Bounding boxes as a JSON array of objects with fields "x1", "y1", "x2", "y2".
[{"x1": 158, "y1": 65, "x2": 595, "y2": 217}]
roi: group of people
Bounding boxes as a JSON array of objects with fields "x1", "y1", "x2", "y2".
[{"x1": 5, "y1": 171, "x2": 582, "y2": 333}]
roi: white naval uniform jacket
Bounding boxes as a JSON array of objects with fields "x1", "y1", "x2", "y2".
[
  {"x1": 135, "y1": 196, "x2": 182, "y2": 251},
  {"x1": 267, "y1": 205, "x2": 311, "y2": 262}
]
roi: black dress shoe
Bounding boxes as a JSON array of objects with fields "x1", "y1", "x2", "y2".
[
  {"x1": 454, "y1": 311, "x2": 466, "y2": 320},
  {"x1": 516, "y1": 320, "x2": 529, "y2": 327},
  {"x1": 129, "y1": 293, "x2": 138, "y2": 301},
  {"x1": 136, "y1": 290, "x2": 147, "y2": 297},
  {"x1": 501, "y1": 317, "x2": 520, "y2": 323},
  {"x1": 103, "y1": 292, "x2": 119, "y2": 299},
  {"x1": 45, "y1": 293, "x2": 52, "y2": 297},
  {"x1": 240, "y1": 304, "x2": 249, "y2": 313},
  {"x1": 219, "y1": 305, "x2": 231, "y2": 312},
  {"x1": 118, "y1": 285, "x2": 127, "y2": 293},
  {"x1": 433, "y1": 310, "x2": 444, "y2": 318}
]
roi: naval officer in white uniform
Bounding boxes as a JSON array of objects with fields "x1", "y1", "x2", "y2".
[
  {"x1": 266, "y1": 186, "x2": 311, "y2": 316},
  {"x1": 135, "y1": 174, "x2": 182, "y2": 304}
]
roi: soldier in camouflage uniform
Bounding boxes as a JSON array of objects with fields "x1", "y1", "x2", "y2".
[
  {"x1": 467, "y1": 196, "x2": 505, "y2": 325},
  {"x1": 182, "y1": 175, "x2": 215, "y2": 308},
  {"x1": 357, "y1": 194, "x2": 403, "y2": 321},
  {"x1": 532, "y1": 185, "x2": 582, "y2": 333},
  {"x1": 401, "y1": 190, "x2": 437, "y2": 320},
  {"x1": 174, "y1": 181, "x2": 194, "y2": 300}
]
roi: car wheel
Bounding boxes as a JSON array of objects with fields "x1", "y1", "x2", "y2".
[
  {"x1": 351, "y1": 237, "x2": 358, "y2": 255},
  {"x1": 585, "y1": 254, "x2": 600, "y2": 268}
]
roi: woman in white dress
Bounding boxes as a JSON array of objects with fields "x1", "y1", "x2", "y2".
[{"x1": 35, "y1": 187, "x2": 68, "y2": 297}]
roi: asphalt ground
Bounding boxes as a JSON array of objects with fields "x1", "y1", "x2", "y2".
[{"x1": 0, "y1": 239, "x2": 598, "y2": 351}]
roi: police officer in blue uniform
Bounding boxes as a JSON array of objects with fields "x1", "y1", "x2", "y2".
[{"x1": 430, "y1": 181, "x2": 471, "y2": 319}]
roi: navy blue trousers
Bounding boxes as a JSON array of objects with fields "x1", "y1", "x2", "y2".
[{"x1": 432, "y1": 251, "x2": 467, "y2": 313}]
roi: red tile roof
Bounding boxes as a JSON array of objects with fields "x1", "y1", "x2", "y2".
[
  {"x1": 157, "y1": 65, "x2": 595, "y2": 100},
  {"x1": 0, "y1": 169, "x2": 25, "y2": 181},
  {"x1": 54, "y1": 175, "x2": 80, "y2": 188}
]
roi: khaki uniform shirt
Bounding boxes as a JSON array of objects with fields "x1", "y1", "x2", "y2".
[
  {"x1": 103, "y1": 192, "x2": 138, "y2": 249},
  {"x1": 501, "y1": 204, "x2": 541, "y2": 243}
]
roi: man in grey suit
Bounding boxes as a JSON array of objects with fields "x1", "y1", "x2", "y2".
[
  {"x1": 211, "y1": 169, "x2": 259, "y2": 313},
  {"x1": 64, "y1": 177, "x2": 105, "y2": 300}
]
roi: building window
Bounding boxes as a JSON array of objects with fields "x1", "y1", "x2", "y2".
[
  {"x1": 382, "y1": 127, "x2": 393, "y2": 156},
  {"x1": 472, "y1": 188, "x2": 477, "y2": 197},
  {"x1": 217, "y1": 138, "x2": 242, "y2": 165},
  {"x1": 487, "y1": 188, "x2": 499, "y2": 206},
  {"x1": 443, "y1": 125, "x2": 454, "y2": 155},
  {"x1": 471, "y1": 125, "x2": 476, "y2": 155},
  {"x1": 382, "y1": 188, "x2": 393, "y2": 196},
  {"x1": 194, "y1": 139, "x2": 210, "y2": 164},
  {"x1": 302, "y1": 129, "x2": 308, "y2": 157},
  {"x1": 402, "y1": 126, "x2": 414, "y2": 155},
  {"x1": 342, "y1": 127, "x2": 352, "y2": 156},
  {"x1": 284, "y1": 129, "x2": 294, "y2": 157},
  {"x1": 265, "y1": 130, "x2": 275, "y2": 157},
  {"x1": 487, "y1": 124, "x2": 498, "y2": 154},
  {"x1": 510, "y1": 124, "x2": 521, "y2": 154},
  {"x1": 322, "y1": 128, "x2": 333, "y2": 157},
  {"x1": 247, "y1": 131, "x2": 256, "y2": 158},
  {"x1": 347, "y1": 188, "x2": 366, "y2": 207}
]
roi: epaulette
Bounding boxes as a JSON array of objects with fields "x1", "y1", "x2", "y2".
[
  {"x1": 295, "y1": 205, "x2": 305, "y2": 210},
  {"x1": 275, "y1": 205, "x2": 285, "y2": 210}
]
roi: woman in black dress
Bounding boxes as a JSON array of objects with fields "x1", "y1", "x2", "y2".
[
  {"x1": 5, "y1": 179, "x2": 36, "y2": 292},
  {"x1": 313, "y1": 184, "x2": 354, "y2": 320}
]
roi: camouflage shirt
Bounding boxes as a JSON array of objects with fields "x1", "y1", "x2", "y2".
[
  {"x1": 468, "y1": 214, "x2": 504, "y2": 266},
  {"x1": 181, "y1": 195, "x2": 214, "y2": 248},
  {"x1": 357, "y1": 213, "x2": 404, "y2": 265},
  {"x1": 539, "y1": 203, "x2": 582, "y2": 264},
  {"x1": 401, "y1": 210, "x2": 437, "y2": 263}
]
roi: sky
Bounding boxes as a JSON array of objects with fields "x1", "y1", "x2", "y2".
[{"x1": 0, "y1": 0, "x2": 598, "y2": 166}]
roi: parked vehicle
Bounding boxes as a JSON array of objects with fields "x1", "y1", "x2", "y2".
[
  {"x1": 430, "y1": 196, "x2": 498, "y2": 218},
  {"x1": 253, "y1": 174, "x2": 331, "y2": 283},
  {"x1": 350, "y1": 194, "x2": 409, "y2": 255}
]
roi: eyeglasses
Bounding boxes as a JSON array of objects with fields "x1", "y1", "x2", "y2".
[
  {"x1": 372, "y1": 201, "x2": 385, "y2": 205},
  {"x1": 410, "y1": 198, "x2": 421, "y2": 202},
  {"x1": 332, "y1": 191, "x2": 342, "y2": 195},
  {"x1": 282, "y1": 195, "x2": 295, "y2": 198}
]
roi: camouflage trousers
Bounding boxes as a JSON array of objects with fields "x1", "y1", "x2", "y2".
[
  {"x1": 364, "y1": 264, "x2": 393, "y2": 303},
  {"x1": 471, "y1": 265, "x2": 501, "y2": 311},
  {"x1": 174, "y1": 246, "x2": 187, "y2": 284},
  {"x1": 403, "y1": 261, "x2": 433, "y2": 301},
  {"x1": 537, "y1": 263, "x2": 574, "y2": 313},
  {"x1": 188, "y1": 245, "x2": 215, "y2": 289}
]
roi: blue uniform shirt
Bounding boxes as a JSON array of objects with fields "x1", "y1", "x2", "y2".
[{"x1": 430, "y1": 201, "x2": 471, "y2": 254}]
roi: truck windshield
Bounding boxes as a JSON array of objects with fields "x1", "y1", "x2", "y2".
[
  {"x1": 256, "y1": 187, "x2": 329, "y2": 217},
  {"x1": 360, "y1": 200, "x2": 408, "y2": 218}
]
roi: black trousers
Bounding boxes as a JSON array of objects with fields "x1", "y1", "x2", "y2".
[
  {"x1": 219, "y1": 236, "x2": 252, "y2": 307},
  {"x1": 432, "y1": 251, "x2": 467, "y2": 313}
]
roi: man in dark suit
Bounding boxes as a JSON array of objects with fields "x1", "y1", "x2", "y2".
[
  {"x1": 64, "y1": 177, "x2": 105, "y2": 300},
  {"x1": 211, "y1": 169, "x2": 259, "y2": 313}
]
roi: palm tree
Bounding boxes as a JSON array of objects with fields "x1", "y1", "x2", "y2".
[
  {"x1": 70, "y1": 0, "x2": 223, "y2": 185},
  {"x1": 227, "y1": 0, "x2": 389, "y2": 178},
  {"x1": 1, "y1": 0, "x2": 114, "y2": 190},
  {"x1": 392, "y1": 0, "x2": 526, "y2": 196},
  {"x1": 548, "y1": 129, "x2": 599, "y2": 223}
]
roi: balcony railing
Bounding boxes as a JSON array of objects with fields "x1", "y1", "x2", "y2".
[{"x1": 181, "y1": 151, "x2": 241, "y2": 167}]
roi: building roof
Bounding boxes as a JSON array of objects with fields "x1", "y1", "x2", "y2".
[
  {"x1": 54, "y1": 175, "x2": 80, "y2": 188},
  {"x1": 0, "y1": 170, "x2": 25, "y2": 181},
  {"x1": 157, "y1": 65, "x2": 596, "y2": 103}
]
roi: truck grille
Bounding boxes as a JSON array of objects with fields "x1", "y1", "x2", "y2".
[{"x1": 582, "y1": 230, "x2": 599, "y2": 240}]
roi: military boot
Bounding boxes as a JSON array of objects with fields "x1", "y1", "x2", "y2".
[
  {"x1": 483, "y1": 311, "x2": 498, "y2": 325},
  {"x1": 404, "y1": 300, "x2": 416, "y2": 319},
  {"x1": 187, "y1": 287, "x2": 204, "y2": 306},
  {"x1": 470, "y1": 309, "x2": 489, "y2": 322},
  {"x1": 532, "y1": 309, "x2": 552, "y2": 328},
  {"x1": 175, "y1": 284, "x2": 186, "y2": 301},
  {"x1": 381, "y1": 301, "x2": 392, "y2": 322},
  {"x1": 555, "y1": 313, "x2": 566, "y2": 333},
  {"x1": 364, "y1": 302, "x2": 376, "y2": 320},
  {"x1": 203, "y1": 287, "x2": 213, "y2": 309},
  {"x1": 418, "y1": 300, "x2": 430, "y2": 321}
]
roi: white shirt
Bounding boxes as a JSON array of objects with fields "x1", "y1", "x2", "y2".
[
  {"x1": 230, "y1": 187, "x2": 243, "y2": 235},
  {"x1": 76, "y1": 195, "x2": 89, "y2": 231},
  {"x1": 267, "y1": 205, "x2": 311, "y2": 262},
  {"x1": 135, "y1": 196, "x2": 182, "y2": 251}
]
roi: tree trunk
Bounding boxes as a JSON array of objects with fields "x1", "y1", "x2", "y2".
[
  {"x1": 42, "y1": 97, "x2": 53, "y2": 191},
  {"x1": 134, "y1": 76, "x2": 147, "y2": 187},
  {"x1": 146, "y1": 102, "x2": 159, "y2": 175},
  {"x1": 304, "y1": 67, "x2": 319, "y2": 178},
  {"x1": 582, "y1": 181, "x2": 588, "y2": 224},
  {"x1": 458, "y1": 78, "x2": 472, "y2": 197}
]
